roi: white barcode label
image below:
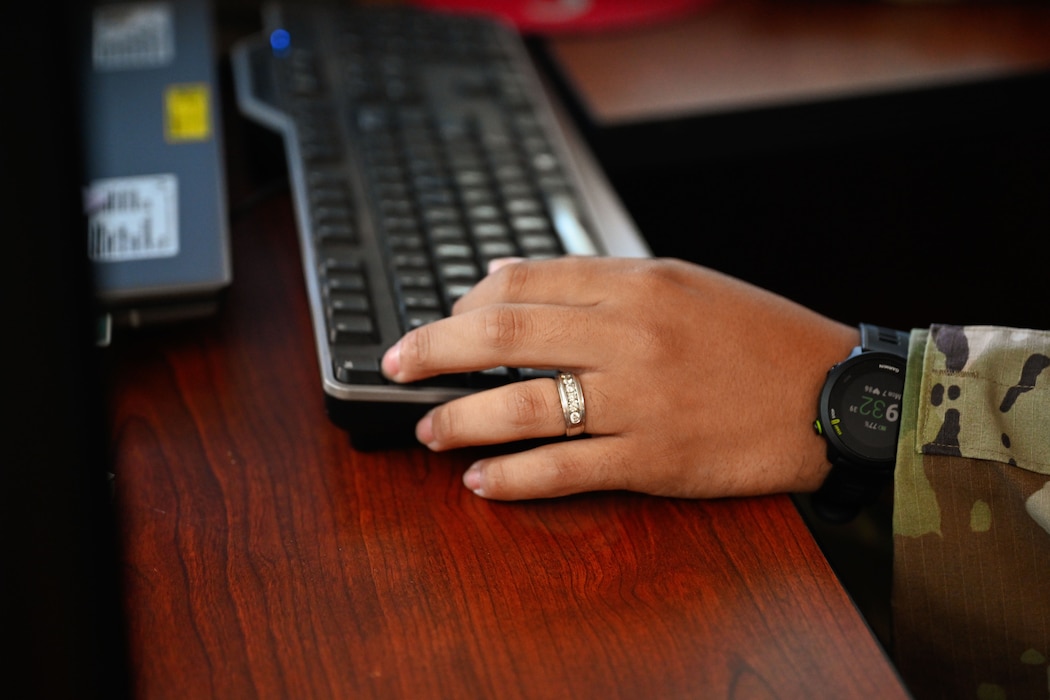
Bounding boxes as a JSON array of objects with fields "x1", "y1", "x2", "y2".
[
  {"x1": 92, "y1": 2, "x2": 174, "y2": 71},
  {"x1": 86, "y1": 174, "x2": 179, "y2": 262}
]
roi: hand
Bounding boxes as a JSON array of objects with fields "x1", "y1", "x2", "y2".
[{"x1": 381, "y1": 257, "x2": 859, "y2": 501}]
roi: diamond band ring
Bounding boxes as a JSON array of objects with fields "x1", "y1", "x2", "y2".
[{"x1": 556, "y1": 371, "x2": 587, "y2": 437}]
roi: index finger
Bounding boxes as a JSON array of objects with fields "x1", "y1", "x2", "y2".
[{"x1": 382, "y1": 302, "x2": 606, "y2": 383}]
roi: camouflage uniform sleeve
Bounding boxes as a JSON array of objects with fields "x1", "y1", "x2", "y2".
[{"x1": 892, "y1": 325, "x2": 1050, "y2": 700}]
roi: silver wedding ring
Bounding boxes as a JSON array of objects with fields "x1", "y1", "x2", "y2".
[{"x1": 556, "y1": 371, "x2": 587, "y2": 437}]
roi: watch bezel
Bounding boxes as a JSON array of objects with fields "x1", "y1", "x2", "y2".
[{"x1": 817, "y1": 350, "x2": 907, "y2": 473}]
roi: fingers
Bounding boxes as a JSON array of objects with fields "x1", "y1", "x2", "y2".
[
  {"x1": 417, "y1": 378, "x2": 562, "y2": 449},
  {"x1": 383, "y1": 303, "x2": 605, "y2": 383},
  {"x1": 462, "y1": 437, "x2": 634, "y2": 501},
  {"x1": 418, "y1": 374, "x2": 614, "y2": 450},
  {"x1": 452, "y1": 256, "x2": 637, "y2": 314},
  {"x1": 383, "y1": 256, "x2": 686, "y2": 382},
  {"x1": 418, "y1": 372, "x2": 639, "y2": 501}
]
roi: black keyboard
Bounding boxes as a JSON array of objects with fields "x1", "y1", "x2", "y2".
[{"x1": 232, "y1": 2, "x2": 648, "y2": 448}]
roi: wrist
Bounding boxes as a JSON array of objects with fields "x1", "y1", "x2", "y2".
[
  {"x1": 793, "y1": 323, "x2": 860, "y2": 493},
  {"x1": 811, "y1": 324, "x2": 910, "y2": 523}
]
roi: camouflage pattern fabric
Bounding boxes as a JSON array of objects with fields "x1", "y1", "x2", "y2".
[{"x1": 893, "y1": 325, "x2": 1050, "y2": 700}]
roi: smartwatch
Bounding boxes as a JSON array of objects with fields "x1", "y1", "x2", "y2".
[{"x1": 811, "y1": 324, "x2": 910, "y2": 523}]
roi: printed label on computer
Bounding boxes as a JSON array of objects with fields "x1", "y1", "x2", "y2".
[
  {"x1": 92, "y1": 2, "x2": 175, "y2": 71},
  {"x1": 86, "y1": 174, "x2": 180, "y2": 262}
]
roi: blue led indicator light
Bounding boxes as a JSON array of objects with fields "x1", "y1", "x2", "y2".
[{"x1": 270, "y1": 29, "x2": 291, "y2": 54}]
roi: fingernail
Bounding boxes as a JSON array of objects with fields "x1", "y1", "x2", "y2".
[
  {"x1": 381, "y1": 340, "x2": 401, "y2": 380},
  {"x1": 463, "y1": 463, "x2": 485, "y2": 497},
  {"x1": 487, "y1": 257, "x2": 524, "y2": 274},
  {"x1": 416, "y1": 411, "x2": 435, "y2": 447}
]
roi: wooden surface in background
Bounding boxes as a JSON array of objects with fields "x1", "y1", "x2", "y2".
[{"x1": 547, "y1": 0, "x2": 1050, "y2": 124}]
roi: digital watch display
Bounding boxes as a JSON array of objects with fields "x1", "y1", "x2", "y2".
[
  {"x1": 812, "y1": 325, "x2": 910, "y2": 523},
  {"x1": 822, "y1": 358, "x2": 905, "y2": 463}
]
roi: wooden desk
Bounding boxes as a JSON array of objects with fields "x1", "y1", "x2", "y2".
[
  {"x1": 545, "y1": 0, "x2": 1050, "y2": 126},
  {"x1": 105, "y1": 50, "x2": 909, "y2": 700},
  {"x1": 537, "y1": 0, "x2": 1050, "y2": 173},
  {"x1": 108, "y1": 200, "x2": 909, "y2": 699}
]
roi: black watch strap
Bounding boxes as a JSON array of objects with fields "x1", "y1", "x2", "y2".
[
  {"x1": 858, "y1": 323, "x2": 911, "y2": 357},
  {"x1": 811, "y1": 324, "x2": 910, "y2": 524},
  {"x1": 811, "y1": 456, "x2": 891, "y2": 523}
]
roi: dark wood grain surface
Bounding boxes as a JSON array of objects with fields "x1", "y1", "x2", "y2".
[
  {"x1": 548, "y1": 0, "x2": 1050, "y2": 125},
  {"x1": 104, "y1": 27, "x2": 910, "y2": 700}
]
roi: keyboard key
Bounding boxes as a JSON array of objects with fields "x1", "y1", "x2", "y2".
[
  {"x1": 434, "y1": 243, "x2": 473, "y2": 259},
  {"x1": 511, "y1": 215, "x2": 551, "y2": 233},
  {"x1": 393, "y1": 252, "x2": 429, "y2": 269},
  {"x1": 403, "y1": 309, "x2": 443, "y2": 330},
  {"x1": 439, "y1": 261, "x2": 480, "y2": 281},
  {"x1": 333, "y1": 354, "x2": 385, "y2": 385},
  {"x1": 401, "y1": 288, "x2": 441, "y2": 310},
  {"x1": 329, "y1": 291, "x2": 371, "y2": 313},
  {"x1": 397, "y1": 270, "x2": 435, "y2": 288},
  {"x1": 325, "y1": 270, "x2": 367, "y2": 292},
  {"x1": 444, "y1": 283, "x2": 474, "y2": 303},
  {"x1": 315, "y1": 222, "x2": 357, "y2": 245},
  {"x1": 519, "y1": 233, "x2": 561, "y2": 255},
  {"x1": 329, "y1": 312, "x2": 377, "y2": 344},
  {"x1": 471, "y1": 222, "x2": 509, "y2": 240},
  {"x1": 479, "y1": 240, "x2": 516, "y2": 257}
]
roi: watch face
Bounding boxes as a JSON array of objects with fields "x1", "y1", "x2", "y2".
[{"x1": 822, "y1": 353, "x2": 906, "y2": 466}]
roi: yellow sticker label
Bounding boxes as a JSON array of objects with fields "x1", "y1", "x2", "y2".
[{"x1": 164, "y1": 83, "x2": 211, "y2": 143}]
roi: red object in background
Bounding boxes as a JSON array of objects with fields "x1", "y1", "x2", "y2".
[{"x1": 411, "y1": 0, "x2": 720, "y2": 34}]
